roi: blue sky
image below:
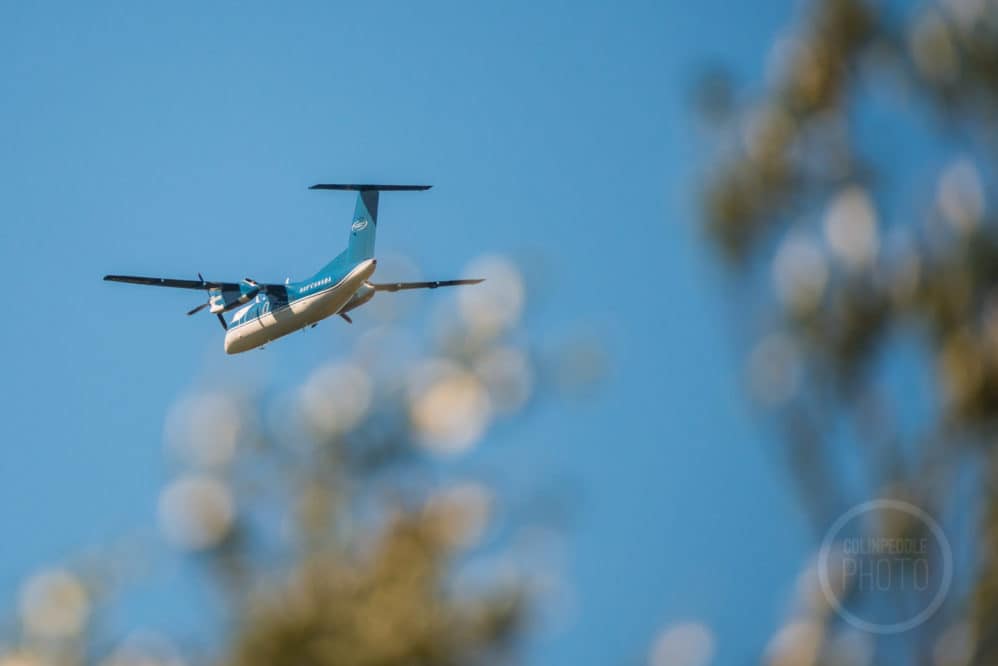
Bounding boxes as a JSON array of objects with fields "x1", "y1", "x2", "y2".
[{"x1": 0, "y1": 1, "x2": 812, "y2": 663}]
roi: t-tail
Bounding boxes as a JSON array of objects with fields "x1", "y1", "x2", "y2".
[{"x1": 309, "y1": 184, "x2": 431, "y2": 263}]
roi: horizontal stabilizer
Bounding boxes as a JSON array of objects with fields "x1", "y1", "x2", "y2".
[
  {"x1": 371, "y1": 279, "x2": 484, "y2": 292},
  {"x1": 309, "y1": 184, "x2": 432, "y2": 192}
]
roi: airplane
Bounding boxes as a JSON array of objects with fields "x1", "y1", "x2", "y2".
[{"x1": 104, "y1": 184, "x2": 483, "y2": 354}]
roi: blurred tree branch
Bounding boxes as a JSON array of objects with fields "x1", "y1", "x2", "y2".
[{"x1": 700, "y1": 0, "x2": 998, "y2": 663}]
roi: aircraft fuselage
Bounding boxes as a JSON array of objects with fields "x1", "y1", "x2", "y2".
[{"x1": 223, "y1": 258, "x2": 376, "y2": 354}]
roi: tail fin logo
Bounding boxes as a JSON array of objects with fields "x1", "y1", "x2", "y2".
[{"x1": 352, "y1": 219, "x2": 369, "y2": 232}]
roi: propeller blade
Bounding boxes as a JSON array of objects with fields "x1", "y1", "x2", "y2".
[
  {"x1": 187, "y1": 302, "x2": 209, "y2": 316},
  {"x1": 216, "y1": 314, "x2": 228, "y2": 331}
]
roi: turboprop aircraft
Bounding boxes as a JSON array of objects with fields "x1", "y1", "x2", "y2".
[{"x1": 104, "y1": 184, "x2": 483, "y2": 354}]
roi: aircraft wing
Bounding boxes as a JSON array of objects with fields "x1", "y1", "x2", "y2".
[
  {"x1": 370, "y1": 279, "x2": 484, "y2": 292},
  {"x1": 103, "y1": 274, "x2": 243, "y2": 290}
]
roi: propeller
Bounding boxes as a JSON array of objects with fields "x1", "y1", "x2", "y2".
[
  {"x1": 186, "y1": 273, "x2": 211, "y2": 317},
  {"x1": 186, "y1": 274, "x2": 265, "y2": 330}
]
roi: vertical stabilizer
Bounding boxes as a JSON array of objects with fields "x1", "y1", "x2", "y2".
[
  {"x1": 348, "y1": 190, "x2": 379, "y2": 261},
  {"x1": 308, "y1": 184, "x2": 431, "y2": 268}
]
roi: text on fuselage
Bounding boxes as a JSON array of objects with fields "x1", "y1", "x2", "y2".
[{"x1": 302, "y1": 276, "x2": 333, "y2": 292}]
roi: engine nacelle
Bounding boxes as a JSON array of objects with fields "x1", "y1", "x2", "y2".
[
  {"x1": 339, "y1": 282, "x2": 375, "y2": 314},
  {"x1": 209, "y1": 281, "x2": 260, "y2": 314}
]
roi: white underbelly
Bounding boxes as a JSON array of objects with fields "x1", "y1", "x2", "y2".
[{"x1": 223, "y1": 259, "x2": 375, "y2": 354}]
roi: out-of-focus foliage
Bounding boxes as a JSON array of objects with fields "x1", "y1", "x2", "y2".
[
  {"x1": 699, "y1": 0, "x2": 998, "y2": 664},
  {"x1": 0, "y1": 255, "x2": 605, "y2": 666},
  {"x1": 226, "y1": 513, "x2": 521, "y2": 666}
]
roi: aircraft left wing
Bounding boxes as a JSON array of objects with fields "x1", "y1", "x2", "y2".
[
  {"x1": 103, "y1": 275, "x2": 243, "y2": 290},
  {"x1": 105, "y1": 274, "x2": 289, "y2": 331},
  {"x1": 370, "y1": 279, "x2": 484, "y2": 292}
]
